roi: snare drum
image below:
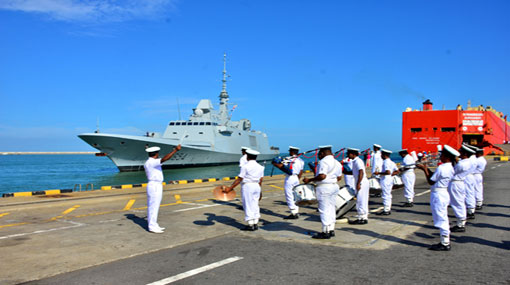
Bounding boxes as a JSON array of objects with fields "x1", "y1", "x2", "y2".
[
  {"x1": 392, "y1": 175, "x2": 404, "y2": 189},
  {"x1": 335, "y1": 186, "x2": 357, "y2": 218},
  {"x1": 369, "y1": 177, "x2": 382, "y2": 190},
  {"x1": 293, "y1": 184, "x2": 318, "y2": 206}
]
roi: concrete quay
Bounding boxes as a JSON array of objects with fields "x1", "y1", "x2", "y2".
[{"x1": 0, "y1": 161, "x2": 509, "y2": 284}]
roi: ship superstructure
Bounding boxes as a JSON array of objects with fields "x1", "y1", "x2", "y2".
[{"x1": 79, "y1": 55, "x2": 279, "y2": 171}]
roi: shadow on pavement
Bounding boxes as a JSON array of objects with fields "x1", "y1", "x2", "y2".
[
  {"x1": 341, "y1": 227, "x2": 430, "y2": 248},
  {"x1": 124, "y1": 214, "x2": 148, "y2": 231},
  {"x1": 193, "y1": 213, "x2": 244, "y2": 229},
  {"x1": 451, "y1": 236, "x2": 510, "y2": 250}
]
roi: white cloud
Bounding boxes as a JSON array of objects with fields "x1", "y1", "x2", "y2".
[{"x1": 0, "y1": 0, "x2": 177, "y2": 23}]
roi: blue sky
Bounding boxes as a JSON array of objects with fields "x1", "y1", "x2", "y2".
[{"x1": 0, "y1": 0, "x2": 509, "y2": 152}]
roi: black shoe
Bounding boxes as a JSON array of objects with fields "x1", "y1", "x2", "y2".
[
  {"x1": 312, "y1": 232, "x2": 331, "y2": 239},
  {"x1": 376, "y1": 211, "x2": 391, "y2": 216},
  {"x1": 428, "y1": 242, "x2": 451, "y2": 251},
  {"x1": 348, "y1": 219, "x2": 368, "y2": 225},
  {"x1": 283, "y1": 214, "x2": 299, "y2": 220},
  {"x1": 467, "y1": 213, "x2": 475, "y2": 220},
  {"x1": 450, "y1": 225, "x2": 466, "y2": 232},
  {"x1": 475, "y1": 205, "x2": 483, "y2": 210},
  {"x1": 329, "y1": 230, "x2": 335, "y2": 237},
  {"x1": 403, "y1": 202, "x2": 414, "y2": 207},
  {"x1": 241, "y1": 225, "x2": 257, "y2": 231},
  {"x1": 373, "y1": 193, "x2": 382, "y2": 198}
]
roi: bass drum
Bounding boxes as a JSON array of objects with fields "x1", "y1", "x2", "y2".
[
  {"x1": 335, "y1": 186, "x2": 357, "y2": 218},
  {"x1": 392, "y1": 175, "x2": 404, "y2": 189},
  {"x1": 293, "y1": 184, "x2": 317, "y2": 206}
]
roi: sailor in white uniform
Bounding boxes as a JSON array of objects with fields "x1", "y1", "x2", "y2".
[
  {"x1": 272, "y1": 146, "x2": 304, "y2": 219},
  {"x1": 464, "y1": 145, "x2": 478, "y2": 219},
  {"x1": 416, "y1": 144, "x2": 458, "y2": 251},
  {"x1": 303, "y1": 145, "x2": 342, "y2": 239},
  {"x1": 474, "y1": 148, "x2": 487, "y2": 210},
  {"x1": 347, "y1": 148, "x2": 370, "y2": 225},
  {"x1": 239, "y1": 146, "x2": 249, "y2": 168},
  {"x1": 342, "y1": 157, "x2": 355, "y2": 189},
  {"x1": 225, "y1": 149, "x2": 265, "y2": 231},
  {"x1": 399, "y1": 149, "x2": 417, "y2": 207},
  {"x1": 449, "y1": 145, "x2": 475, "y2": 233},
  {"x1": 370, "y1": 144, "x2": 383, "y2": 178},
  {"x1": 374, "y1": 149, "x2": 399, "y2": 215},
  {"x1": 143, "y1": 145, "x2": 181, "y2": 233}
]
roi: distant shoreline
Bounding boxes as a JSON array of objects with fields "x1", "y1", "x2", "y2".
[{"x1": 1, "y1": 152, "x2": 98, "y2": 155}]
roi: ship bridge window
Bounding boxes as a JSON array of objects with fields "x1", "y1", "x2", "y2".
[
  {"x1": 199, "y1": 132, "x2": 204, "y2": 134},
  {"x1": 173, "y1": 132, "x2": 177, "y2": 134},
  {"x1": 411, "y1": 128, "x2": 422, "y2": 133},
  {"x1": 206, "y1": 122, "x2": 211, "y2": 126},
  {"x1": 441, "y1": 127, "x2": 456, "y2": 132},
  {"x1": 193, "y1": 122, "x2": 199, "y2": 126},
  {"x1": 187, "y1": 122, "x2": 193, "y2": 125},
  {"x1": 199, "y1": 122, "x2": 205, "y2": 125},
  {"x1": 169, "y1": 122, "x2": 175, "y2": 126},
  {"x1": 175, "y1": 122, "x2": 181, "y2": 126}
]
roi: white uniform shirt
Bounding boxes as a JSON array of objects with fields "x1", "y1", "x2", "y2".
[
  {"x1": 469, "y1": 154, "x2": 478, "y2": 174},
  {"x1": 381, "y1": 158, "x2": 398, "y2": 175},
  {"x1": 352, "y1": 156, "x2": 368, "y2": 184},
  {"x1": 452, "y1": 158, "x2": 472, "y2": 181},
  {"x1": 287, "y1": 156, "x2": 304, "y2": 176},
  {"x1": 371, "y1": 151, "x2": 383, "y2": 174},
  {"x1": 239, "y1": 160, "x2": 265, "y2": 183},
  {"x1": 144, "y1": 157, "x2": 163, "y2": 182},
  {"x1": 430, "y1": 162, "x2": 454, "y2": 189},
  {"x1": 316, "y1": 155, "x2": 342, "y2": 184},
  {"x1": 475, "y1": 156, "x2": 487, "y2": 174},
  {"x1": 402, "y1": 154, "x2": 416, "y2": 171},
  {"x1": 239, "y1": 154, "x2": 248, "y2": 168}
]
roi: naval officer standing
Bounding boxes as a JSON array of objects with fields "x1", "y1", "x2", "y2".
[
  {"x1": 416, "y1": 144, "x2": 458, "y2": 251},
  {"x1": 224, "y1": 149, "x2": 265, "y2": 231},
  {"x1": 370, "y1": 144, "x2": 383, "y2": 178},
  {"x1": 399, "y1": 149, "x2": 417, "y2": 207},
  {"x1": 303, "y1": 145, "x2": 342, "y2": 239},
  {"x1": 474, "y1": 148, "x2": 487, "y2": 210},
  {"x1": 449, "y1": 145, "x2": 475, "y2": 233},
  {"x1": 347, "y1": 148, "x2": 370, "y2": 225},
  {"x1": 374, "y1": 149, "x2": 399, "y2": 215},
  {"x1": 144, "y1": 145, "x2": 181, "y2": 233},
  {"x1": 464, "y1": 145, "x2": 478, "y2": 219},
  {"x1": 272, "y1": 146, "x2": 304, "y2": 219}
]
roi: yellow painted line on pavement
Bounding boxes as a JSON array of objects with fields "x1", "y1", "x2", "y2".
[
  {"x1": 0, "y1": 222, "x2": 29, "y2": 229},
  {"x1": 269, "y1": 185, "x2": 284, "y2": 190},
  {"x1": 123, "y1": 199, "x2": 136, "y2": 210},
  {"x1": 51, "y1": 205, "x2": 80, "y2": 220},
  {"x1": 0, "y1": 213, "x2": 10, "y2": 218},
  {"x1": 174, "y1": 194, "x2": 182, "y2": 203},
  {"x1": 195, "y1": 198, "x2": 211, "y2": 202}
]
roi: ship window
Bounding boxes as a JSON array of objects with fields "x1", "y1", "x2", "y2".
[
  {"x1": 213, "y1": 122, "x2": 218, "y2": 126},
  {"x1": 441, "y1": 127, "x2": 456, "y2": 132},
  {"x1": 193, "y1": 122, "x2": 199, "y2": 126},
  {"x1": 411, "y1": 128, "x2": 422, "y2": 133},
  {"x1": 173, "y1": 132, "x2": 177, "y2": 134},
  {"x1": 169, "y1": 122, "x2": 175, "y2": 126},
  {"x1": 175, "y1": 122, "x2": 181, "y2": 126},
  {"x1": 187, "y1": 122, "x2": 193, "y2": 125},
  {"x1": 206, "y1": 122, "x2": 211, "y2": 125},
  {"x1": 199, "y1": 122, "x2": 205, "y2": 125},
  {"x1": 199, "y1": 132, "x2": 204, "y2": 134}
]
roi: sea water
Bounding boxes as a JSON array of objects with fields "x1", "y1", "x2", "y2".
[{"x1": 0, "y1": 153, "x2": 402, "y2": 194}]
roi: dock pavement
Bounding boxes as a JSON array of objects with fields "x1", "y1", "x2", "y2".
[{"x1": 0, "y1": 160, "x2": 509, "y2": 284}]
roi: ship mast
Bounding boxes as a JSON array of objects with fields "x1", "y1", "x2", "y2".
[{"x1": 219, "y1": 53, "x2": 229, "y2": 119}]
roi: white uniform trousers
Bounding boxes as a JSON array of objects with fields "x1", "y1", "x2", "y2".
[
  {"x1": 401, "y1": 170, "x2": 416, "y2": 202},
  {"x1": 316, "y1": 183, "x2": 339, "y2": 232},
  {"x1": 448, "y1": 180, "x2": 467, "y2": 225},
  {"x1": 356, "y1": 181, "x2": 370, "y2": 220},
  {"x1": 344, "y1": 175, "x2": 355, "y2": 189},
  {"x1": 380, "y1": 176, "x2": 394, "y2": 212},
  {"x1": 284, "y1": 175, "x2": 300, "y2": 214},
  {"x1": 464, "y1": 174, "x2": 476, "y2": 213},
  {"x1": 241, "y1": 182, "x2": 261, "y2": 225},
  {"x1": 474, "y1": 173, "x2": 484, "y2": 206},
  {"x1": 430, "y1": 188, "x2": 450, "y2": 242},
  {"x1": 147, "y1": 181, "x2": 163, "y2": 231}
]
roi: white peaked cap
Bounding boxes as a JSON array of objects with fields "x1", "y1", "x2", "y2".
[
  {"x1": 373, "y1": 144, "x2": 382, "y2": 148},
  {"x1": 246, "y1": 149, "x2": 260, "y2": 155},
  {"x1": 318, "y1": 145, "x2": 332, "y2": 150},
  {"x1": 461, "y1": 145, "x2": 475, "y2": 154},
  {"x1": 417, "y1": 152, "x2": 424, "y2": 157},
  {"x1": 241, "y1": 146, "x2": 249, "y2": 150},
  {"x1": 347, "y1": 147, "x2": 360, "y2": 152},
  {"x1": 399, "y1": 149, "x2": 408, "y2": 153},
  {"x1": 146, "y1": 146, "x2": 160, "y2": 152},
  {"x1": 288, "y1": 146, "x2": 300, "y2": 151},
  {"x1": 381, "y1": 149, "x2": 393, "y2": 154},
  {"x1": 443, "y1": 145, "x2": 460, "y2": 157}
]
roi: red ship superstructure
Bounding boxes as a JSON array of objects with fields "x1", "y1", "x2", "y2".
[{"x1": 402, "y1": 100, "x2": 510, "y2": 154}]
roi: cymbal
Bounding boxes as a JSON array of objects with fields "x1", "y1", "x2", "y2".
[{"x1": 213, "y1": 185, "x2": 236, "y2": 201}]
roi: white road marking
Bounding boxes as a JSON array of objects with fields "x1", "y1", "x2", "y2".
[
  {"x1": 146, "y1": 256, "x2": 244, "y2": 285},
  {"x1": 0, "y1": 220, "x2": 85, "y2": 240},
  {"x1": 172, "y1": 204, "x2": 221, "y2": 213},
  {"x1": 415, "y1": 190, "x2": 431, "y2": 197}
]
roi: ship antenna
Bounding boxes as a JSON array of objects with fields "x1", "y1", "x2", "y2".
[{"x1": 219, "y1": 53, "x2": 229, "y2": 105}]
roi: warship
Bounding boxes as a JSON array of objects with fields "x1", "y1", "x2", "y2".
[{"x1": 78, "y1": 55, "x2": 279, "y2": 171}]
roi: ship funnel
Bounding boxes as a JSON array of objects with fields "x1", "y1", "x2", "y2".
[{"x1": 423, "y1": 99, "x2": 433, "y2": 111}]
